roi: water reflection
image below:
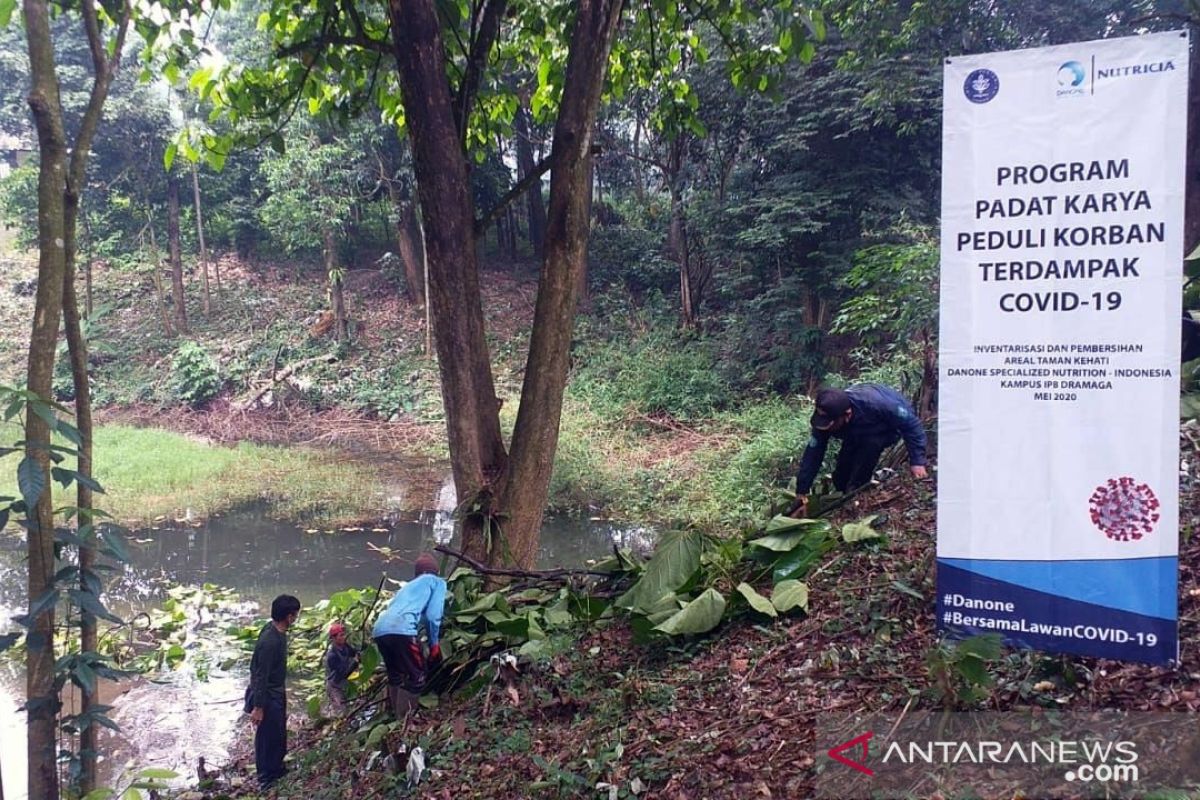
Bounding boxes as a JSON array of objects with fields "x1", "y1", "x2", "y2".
[{"x1": 0, "y1": 505, "x2": 654, "y2": 798}]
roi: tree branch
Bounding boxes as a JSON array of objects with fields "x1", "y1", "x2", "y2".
[
  {"x1": 435, "y1": 544, "x2": 614, "y2": 579},
  {"x1": 275, "y1": 30, "x2": 391, "y2": 59},
  {"x1": 71, "y1": 0, "x2": 130, "y2": 193},
  {"x1": 453, "y1": 0, "x2": 507, "y2": 144},
  {"x1": 473, "y1": 152, "x2": 554, "y2": 236}
]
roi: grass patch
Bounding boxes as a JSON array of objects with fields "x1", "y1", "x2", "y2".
[
  {"x1": 546, "y1": 395, "x2": 812, "y2": 534},
  {"x1": 0, "y1": 423, "x2": 387, "y2": 526}
]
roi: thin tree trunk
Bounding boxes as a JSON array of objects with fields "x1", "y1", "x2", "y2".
[
  {"x1": 61, "y1": 208, "x2": 95, "y2": 794},
  {"x1": 498, "y1": 0, "x2": 625, "y2": 569},
  {"x1": 515, "y1": 103, "x2": 545, "y2": 256},
  {"x1": 191, "y1": 164, "x2": 211, "y2": 315},
  {"x1": 420, "y1": 209, "x2": 432, "y2": 359},
  {"x1": 385, "y1": 172, "x2": 425, "y2": 305},
  {"x1": 148, "y1": 220, "x2": 174, "y2": 337},
  {"x1": 23, "y1": 1, "x2": 69, "y2": 794},
  {"x1": 167, "y1": 177, "x2": 187, "y2": 333},
  {"x1": 323, "y1": 226, "x2": 349, "y2": 344}
]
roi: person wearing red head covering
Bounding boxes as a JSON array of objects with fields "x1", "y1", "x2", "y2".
[{"x1": 324, "y1": 620, "x2": 359, "y2": 715}]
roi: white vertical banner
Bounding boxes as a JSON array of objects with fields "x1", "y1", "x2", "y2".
[{"x1": 937, "y1": 32, "x2": 1190, "y2": 665}]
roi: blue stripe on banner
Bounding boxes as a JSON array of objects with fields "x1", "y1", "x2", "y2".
[
  {"x1": 939, "y1": 557, "x2": 1177, "y2": 619},
  {"x1": 937, "y1": 562, "x2": 1178, "y2": 665}
]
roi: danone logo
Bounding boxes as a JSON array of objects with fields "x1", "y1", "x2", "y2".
[
  {"x1": 963, "y1": 68, "x2": 999, "y2": 103},
  {"x1": 1058, "y1": 61, "x2": 1085, "y2": 86}
]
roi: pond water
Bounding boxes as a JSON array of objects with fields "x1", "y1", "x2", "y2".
[{"x1": 0, "y1": 503, "x2": 655, "y2": 798}]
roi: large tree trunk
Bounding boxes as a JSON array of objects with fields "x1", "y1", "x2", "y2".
[
  {"x1": 388, "y1": 0, "x2": 621, "y2": 568},
  {"x1": 167, "y1": 177, "x2": 187, "y2": 333},
  {"x1": 387, "y1": 0, "x2": 508, "y2": 564},
  {"x1": 23, "y1": 2, "x2": 69, "y2": 794},
  {"x1": 322, "y1": 226, "x2": 349, "y2": 344},
  {"x1": 497, "y1": 0, "x2": 625, "y2": 569},
  {"x1": 192, "y1": 164, "x2": 211, "y2": 315},
  {"x1": 515, "y1": 103, "x2": 545, "y2": 256}
]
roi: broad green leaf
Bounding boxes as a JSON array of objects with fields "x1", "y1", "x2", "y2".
[
  {"x1": 736, "y1": 583, "x2": 777, "y2": 618},
  {"x1": 842, "y1": 515, "x2": 881, "y2": 543},
  {"x1": 771, "y1": 580, "x2": 809, "y2": 614},
  {"x1": 956, "y1": 655, "x2": 993, "y2": 687},
  {"x1": 0, "y1": 0, "x2": 15, "y2": 28},
  {"x1": 749, "y1": 530, "x2": 807, "y2": 552},
  {"x1": 518, "y1": 638, "x2": 551, "y2": 658},
  {"x1": 164, "y1": 142, "x2": 178, "y2": 171},
  {"x1": 18, "y1": 456, "x2": 45, "y2": 507},
  {"x1": 82, "y1": 790, "x2": 114, "y2": 800},
  {"x1": 457, "y1": 592, "x2": 501, "y2": 614},
  {"x1": 306, "y1": 694, "x2": 321, "y2": 719},
  {"x1": 616, "y1": 529, "x2": 704, "y2": 612},
  {"x1": 136, "y1": 769, "x2": 178, "y2": 781},
  {"x1": 653, "y1": 588, "x2": 726, "y2": 636},
  {"x1": 955, "y1": 634, "x2": 1003, "y2": 661}
]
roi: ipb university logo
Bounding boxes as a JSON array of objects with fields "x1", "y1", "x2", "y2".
[{"x1": 963, "y1": 68, "x2": 999, "y2": 103}]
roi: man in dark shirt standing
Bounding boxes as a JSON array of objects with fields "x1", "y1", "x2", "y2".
[
  {"x1": 790, "y1": 385, "x2": 928, "y2": 517},
  {"x1": 249, "y1": 594, "x2": 300, "y2": 790}
]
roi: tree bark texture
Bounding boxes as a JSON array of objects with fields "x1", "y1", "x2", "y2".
[
  {"x1": 515, "y1": 103, "x2": 545, "y2": 256},
  {"x1": 386, "y1": 180, "x2": 426, "y2": 305},
  {"x1": 148, "y1": 220, "x2": 174, "y2": 337},
  {"x1": 23, "y1": 0, "x2": 68, "y2": 791},
  {"x1": 322, "y1": 226, "x2": 350, "y2": 344},
  {"x1": 387, "y1": 0, "x2": 508, "y2": 563},
  {"x1": 499, "y1": 0, "x2": 625, "y2": 569},
  {"x1": 167, "y1": 177, "x2": 187, "y2": 333}
]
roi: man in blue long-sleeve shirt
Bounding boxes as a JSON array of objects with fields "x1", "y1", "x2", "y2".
[
  {"x1": 372, "y1": 553, "x2": 446, "y2": 717},
  {"x1": 791, "y1": 384, "x2": 928, "y2": 517}
]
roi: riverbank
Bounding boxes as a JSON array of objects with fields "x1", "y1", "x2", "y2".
[
  {"x1": 186, "y1": 443, "x2": 1200, "y2": 799},
  {"x1": 0, "y1": 421, "x2": 400, "y2": 526}
]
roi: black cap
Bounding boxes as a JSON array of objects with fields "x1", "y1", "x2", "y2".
[{"x1": 811, "y1": 388, "x2": 851, "y2": 430}]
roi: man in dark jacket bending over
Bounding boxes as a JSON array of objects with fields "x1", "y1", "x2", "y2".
[{"x1": 790, "y1": 385, "x2": 928, "y2": 517}]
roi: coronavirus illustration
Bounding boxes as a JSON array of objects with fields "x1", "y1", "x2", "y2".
[{"x1": 1088, "y1": 477, "x2": 1160, "y2": 541}]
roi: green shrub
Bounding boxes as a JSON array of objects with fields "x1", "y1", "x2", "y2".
[
  {"x1": 573, "y1": 329, "x2": 732, "y2": 421},
  {"x1": 170, "y1": 341, "x2": 223, "y2": 407}
]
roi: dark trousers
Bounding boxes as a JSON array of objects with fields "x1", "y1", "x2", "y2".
[
  {"x1": 375, "y1": 634, "x2": 425, "y2": 692},
  {"x1": 831, "y1": 434, "x2": 898, "y2": 492},
  {"x1": 255, "y1": 693, "x2": 287, "y2": 789}
]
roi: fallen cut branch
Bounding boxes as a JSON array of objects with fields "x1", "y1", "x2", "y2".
[
  {"x1": 434, "y1": 545, "x2": 615, "y2": 579},
  {"x1": 236, "y1": 352, "x2": 337, "y2": 411}
]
